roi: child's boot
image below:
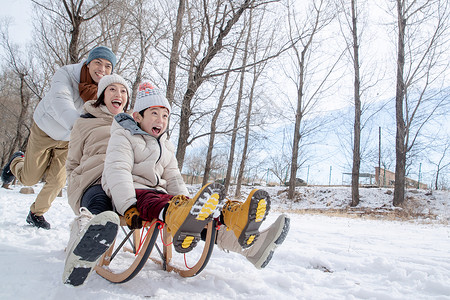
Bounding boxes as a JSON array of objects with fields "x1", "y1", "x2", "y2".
[
  {"x1": 217, "y1": 214, "x2": 290, "y2": 269},
  {"x1": 222, "y1": 189, "x2": 271, "y2": 248},
  {"x1": 62, "y1": 208, "x2": 119, "y2": 286},
  {"x1": 165, "y1": 182, "x2": 225, "y2": 253}
]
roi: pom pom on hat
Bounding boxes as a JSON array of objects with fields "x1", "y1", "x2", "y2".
[
  {"x1": 134, "y1": 82, "x2": 171, "y2": 114},
  {"x1": 97, "y1": 74, "x2": 130, "y2": 98},
  {"x1": 86, "y1": 46, "x2": 117, "y2": 72}
]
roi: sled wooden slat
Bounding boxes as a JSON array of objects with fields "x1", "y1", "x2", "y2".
[
  {"x1": 95, "y1": 217, "x2": 216, "y2": 283},
  {"x1": 150, "y1": 220, "x2": 216, "y2": 277},
  {"x1": 95, "y1": 219, "x2": 159, "y2": 283}
]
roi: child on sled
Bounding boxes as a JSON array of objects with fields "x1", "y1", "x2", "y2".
[
  {"x1": 102, "y1": 81, "x2": 289, "y2": 260},
  {"x1": 64, "y1": 81, "x2": 289, "y2": 286}
]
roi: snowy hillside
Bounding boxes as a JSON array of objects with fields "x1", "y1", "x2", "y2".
[
  {"x1": 260, "y1": 185, "x2": 450, "y2": 223},
  {"x1": 0, "y1": 183, "x2": 449, "y2": 299}
]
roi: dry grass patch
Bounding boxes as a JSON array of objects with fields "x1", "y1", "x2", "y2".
[{"x1": 276, "y1": 203, "x2": 442, "y2": 224}]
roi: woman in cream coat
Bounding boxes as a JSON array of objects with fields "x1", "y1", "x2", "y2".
[
  {"x1": 66, "y1": 74, "x2": 130, "y2": 215},
  {"x1": 63, "y1": 74, "x2": 130, "y2": 287}
]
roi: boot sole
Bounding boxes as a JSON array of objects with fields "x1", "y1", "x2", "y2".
[
  {"x1": 173, "y1": 183, "x2": 225, "y2": 253},
  {"x1": 63, "y1": 213, "x2": 119, "y2": 286},
  {"x1": 238, "y1": 189, "x2": 271, "y2": 249},
  {"x1": 255, "y1": 214, "x2": 290, "y2": 269}
]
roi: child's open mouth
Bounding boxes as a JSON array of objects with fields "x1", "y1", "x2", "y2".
[{"x1": 152, "y1": 126, "x2": 161, "y2": 136}]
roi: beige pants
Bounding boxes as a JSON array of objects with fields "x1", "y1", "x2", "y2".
[{"x1": 11, "y1": 122, "x2": 68, "y2": 216}]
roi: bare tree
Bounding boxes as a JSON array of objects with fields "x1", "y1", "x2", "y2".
[
  {"x1": 31, "y1": 0, "x2": 114, "y2": 64},
  {"x1": 233, "y1": 12, "x2": 254, "y2": 196},
  {"x1": 95, "y1": 1, "x2": 132, "y2": 67},
  {"x1": 202, "y1": 34, "x2": 241, "y2": 187},
  {"x1": 392, "y1": 0, "x2": 450, "y2": 206},
  {"x1": 166, "y1": 0, "x2": 185, "y2": 106},
  {"x1": 184, "y1": 148, "x2": 206, "y2": 183},
  {"x1": 428, "y1": 137, "x2": 450, "y2": 190},
  {"x1": 0, "y1": 21, "x2": 37, "y2": 163},
  {"x1": 284, "y1": 0, "x2": 338, "y2": 199},
  {"x1": 175, "y1": 0, "x2": 271, "y2": 170},
  {"x1": 124, "y1": 0, "x2": 168, "y2": 108},
  {"x1": 234, "y1": 8, "x2": 274, "y2": 197},
  {"x1": 268, "y1": 154, "x2": 291, "y2": 185},
  {"x1": 336, "y1": 0, "x2": 365, "y2": 206},
  {"x1": 223, "y1": 11, "x2": 253, "y2": 194},
  {"x1": 349, "y1": 0, "x2": 362, "y2": 206}
]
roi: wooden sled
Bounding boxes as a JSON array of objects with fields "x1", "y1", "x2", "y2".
[{"x1": 95, "y1": 217, "x2": 217, "y2": 283}]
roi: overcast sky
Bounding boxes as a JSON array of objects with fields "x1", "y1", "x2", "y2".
[{"x1": 0, "y1": 0, "x2": 32, "y2": 46}]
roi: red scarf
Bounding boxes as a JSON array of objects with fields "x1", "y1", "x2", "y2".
[{"x1": 78, "y1": 64, "x2": 98, "y2": 102}]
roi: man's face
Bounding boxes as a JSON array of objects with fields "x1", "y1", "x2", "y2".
[{"x1": 87, "y1": 58, "x2": 113, "y2": 83}]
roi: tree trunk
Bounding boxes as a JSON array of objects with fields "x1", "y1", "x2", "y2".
[
  {"x1": 68, "y1": 20, "x2": 80, "y2": 64},
  {"x1": 62, "y1": 0, "x2": 81, "y2": 63},
  {"x1": 286, "y1": 0, "x2": 326, "y2": 200},
  {"x1": 202, "y1": 38, "x2": 240, "y2": 187},
  {"x1": 224, "y1": 88, "x2": 242, "y2": 193},
  {"x1": 202, "y1": 73, "x2": 230, "y2": 187},
  {"x1": 11, "y1": 75, "x2": 30, "y2": 155},
  {"x1": 288, "y1": 88, "x2": 302, "y2": 199},
  {"x1": 393, "y1": 0, "x2": 406, "y2": 206},
  {"x1": 129, "y1": 43, "x2": 146, "y2": 109},
  {"x1": 176, "y1": 86, "x2": 195, "y2": 170},
  {"x1": 166, "y1": 0, "x2": 185, "y2": 105},
  {"x1": 235, "y1": 77, "x2": 256, "y2": 197},
  {"x1": 234, "y1": 12, "x2": 252, "y2": 198},
  {"x1": 350, "y1": 0, "x2": 361, "y2": 207},
  {"x1": 288, "y1": 46, "x2": 305, "y2": 200},
  {"x1": 434, "y1": 169, "x2": 439, "y2": 190}
]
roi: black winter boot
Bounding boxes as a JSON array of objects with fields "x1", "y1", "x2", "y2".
[
  {"x1": 1, "y1": 151, "x2": 24, "y2": 185},
  {"x1": 26, "y1": 211, "x2": 51, "y2": 230}
]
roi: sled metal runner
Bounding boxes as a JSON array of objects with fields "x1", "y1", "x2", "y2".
[{"x1": 95, "y1": 217, "x2": 217, "y2": 283}]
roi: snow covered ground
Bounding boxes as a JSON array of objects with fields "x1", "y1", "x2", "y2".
[{"x1": 0, "y1": 183, "x2": 449, "y2": 300}]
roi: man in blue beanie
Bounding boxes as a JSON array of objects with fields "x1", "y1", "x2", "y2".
[{"x1": 1, "y1": 46, "x2": 118, "y2": 230}]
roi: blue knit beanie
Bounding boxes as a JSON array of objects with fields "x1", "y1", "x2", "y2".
[{"x1": 85, "y1": 46, "x2": 117, "y2": 72}]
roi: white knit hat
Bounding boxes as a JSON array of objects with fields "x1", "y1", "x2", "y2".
[
  {"x1": 97, "y1": 74, "x2": 130, "y2": 98},
  {"x1": 134, "y1": 82, "x2": 171, "y2": 114}
]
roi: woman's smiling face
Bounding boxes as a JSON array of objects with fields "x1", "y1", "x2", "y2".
[{"x1": 104, "y1": 83, "x2": 128, "y2": 115}]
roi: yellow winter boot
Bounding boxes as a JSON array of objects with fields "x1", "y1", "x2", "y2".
[
  {"x1": 165, "y1": 182, "x2": 225, "y2": 253},
  {"x1": 222, "y1": 189, "x2": 271, "y2": 248}
]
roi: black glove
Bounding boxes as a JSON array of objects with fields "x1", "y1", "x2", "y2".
[{"x1": 124, "y1": 206, "x2": 143, "y2": 230}]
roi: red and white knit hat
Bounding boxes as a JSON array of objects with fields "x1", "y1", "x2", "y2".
[{"x1": 134, "y1": 82, "x2": 171, "y2": 114}]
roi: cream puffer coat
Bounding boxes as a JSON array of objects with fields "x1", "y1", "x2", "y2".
[
  {"x1": 102, "y1": 113, "x2": 189, "y2": 215},
  {"x1": 66, "y1": 100, "x2": 116, "y2": 214},
  {"x1": 33, "y1": 62, "x2": 86, "y2": 141}
]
